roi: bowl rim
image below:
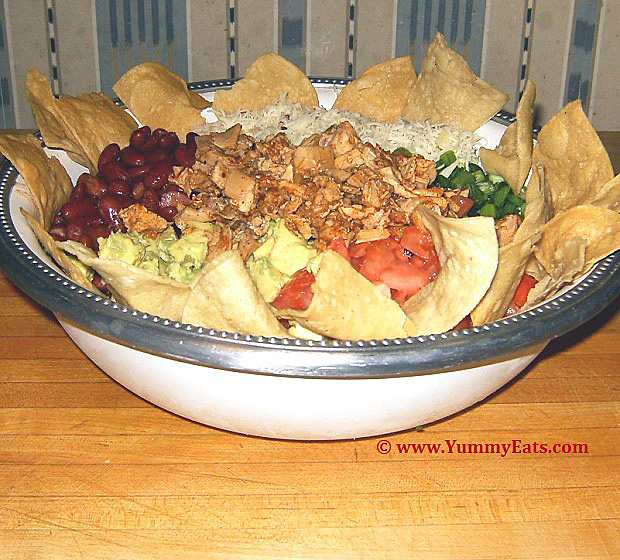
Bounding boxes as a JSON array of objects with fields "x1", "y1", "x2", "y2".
[{"x1": 0, "y1": 78, "x2": 618, "y2": 379}]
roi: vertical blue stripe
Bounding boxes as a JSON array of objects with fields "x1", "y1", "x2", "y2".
[
  {"x1": 280, "y1": 0, "x2": 305, "y2": 71},
  {"x1": 137, "y1": 0, "x2": 146, "y2": 42},
  {"x1": 565, "y1": 0, "x2": 602, "y2": 111},
  {"x1": 95, "y1": 0, "x2": 188, "y2": 98},
  {"x1": 0, "y1": 1, "x2": 14, "y2": 128},
  {"x1": 151, "y1": 0, "x2": 159, "y2": 45},
  {"x1": 467, "y1": 0, "x2": 485, "y2": 73},
  {"x1": 395, "y1": 0, "x2": 412, "y2": 58},
  {"x1": 449, "y1": 0, "x2": 459, "y2": 44}
]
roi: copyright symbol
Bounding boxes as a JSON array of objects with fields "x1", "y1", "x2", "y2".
[{"x1": 377, "y1": 439, "x2": 391, "y2": 454}]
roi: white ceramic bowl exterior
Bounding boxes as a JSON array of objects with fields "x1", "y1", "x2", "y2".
[{"x1": 61, "y1": 319, "x2": 545, "y2": 440}]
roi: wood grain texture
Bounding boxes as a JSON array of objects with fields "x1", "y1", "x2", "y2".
[{"x1": 0, "y1": 138, "x2": 618, "y2": 558}]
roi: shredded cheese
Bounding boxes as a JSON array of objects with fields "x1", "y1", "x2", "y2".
[{"x1": 196, "y1": 99, "x2": 481, "y2": 163}]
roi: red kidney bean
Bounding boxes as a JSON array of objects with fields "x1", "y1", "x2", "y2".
[
  {"x1": 140, "y1": 135, "x2": 158, "y2": 152},
  {"x1": 92, "y1": 274, "x2": 110, "y2": 293},
  {"x1": 129, "y1": 126, "x2": 151, "y2": 149},
  {"x1": 89, "y1": 225, "x2": 111, "y2": 245},
  {"x1": 160, "y1": 185, "x2": 190, "y2": 208},
  {"x1": 97, "y1": 143, "x2": 120, "y2": 170},
  {"x1": 84, "y1": 175, "x2": 108, "y2": 198},
  {"x1": 85, "y1": 215, "x2": 103, "y2": 226},
  {"x1": 152, "y1": 128, "x2": 167, "y2": 141},
  {"x1": 100, "y1": 162, "x2": 130, "y2": 183},
  {"x1": 108, "y1": 178, "x2": 130, "y2": 197},
  {"x1": 186, "y1": 132, "x2": 198, "y2": 151},
  {"x1": 146, "y1": 149, "x2": 169, "y2": 164},
  {"x1": 144, "y1": 160, "x2": 173, "y2": 189},
  {"x1": 120, "y1": 146, "x2": 147, "y2": 167},
  {"x1": 127, "y1": 163, "x2": 151, "y2": 183},
  {"x1": 66, "y1": 217, "x2": 89, "y2": 241},
  {"x1": 78, "y1": 172, "x2": 92, "y2": 182},
  {"x1": 98, "y1": 195, "x2": 125, "y2": 231},
  {"x1": 158, "y1": 206, "x2": 178, "y2": 221},
  {"x1": 69, "y1": 182, "x2": 86, "y2": 201},
  {"x1": 141, "y1": 188, "x2": 160, "y2": 213},
  {"x1": 131, "y1": 181, "x2": 146, "y2": 200},
  {"x1": 119, "y1": 195, "x2": 134, "y2": 209},
  {"x1": 78, "y1": 233, "x2": 95, "y2": 251},
  {"x1": 52, "y1": 213, "x2": 65, "y2": 226},
  {"x1": 49, "y1": 225, "x2": 67, "y2": 241},
  {"x1": 61, "y1": 199, "x2": 98, "y2": 222},
  {"x1": 174, "y1": 143, "x2": 196, "y2": 167},
  {"x1": 159, "y1": 132, "x2": 180, "y2": 152}
]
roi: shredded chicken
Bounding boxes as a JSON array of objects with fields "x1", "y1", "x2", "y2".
[
  {"x1": 170, "y1": 121, "x2": 466, "y2": 252},
  {"x1": 120, "y1": 204, "x2": 168, "y2": 239},
  {"x1": 495, "y1": 214, "x2": 522, "y2": 246}
]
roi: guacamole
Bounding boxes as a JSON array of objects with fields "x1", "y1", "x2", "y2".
[
  {"x1": 246, "y1": 220, "x2": 318, "y2": 302},
  {"x1": 98, "y1": 225, "x2": 208, "y2": 284}
]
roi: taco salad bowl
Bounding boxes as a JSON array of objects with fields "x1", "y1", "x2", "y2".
[{"x1": 1, "y1": 80, "x2": 619, "y2": 440}]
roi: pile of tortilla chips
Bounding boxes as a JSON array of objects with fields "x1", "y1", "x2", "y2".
[
  {"x1": 113, "y1": 62, "x2": 211, "y2": 138},
  {"x1": 25, "y1": 69, "x2": 137, "y2": 173},
  {"x1": 2, "y1": 37, "x2": 619, "y2": 341}
]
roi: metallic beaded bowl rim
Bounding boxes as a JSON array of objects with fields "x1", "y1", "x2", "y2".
[{"x1": 0, "y1": 78, "x2": 618, "y2": 379}]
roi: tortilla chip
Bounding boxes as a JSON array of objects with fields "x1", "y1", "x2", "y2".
[
  {"x1": 535, "y1": 205, "x2": 620, "y2": 277},
  {"x1": 182, "y1": 250, "x2": 289, "y2": 337},
  {"x1": 24, "y1": 70, "x2": 90, "y2": 169},
  {"x1": 479, "y1": 80, "x2": 535, "y2": 192},
  {"x1": 212, "y1": 52, "x2": 319, "y2": 114},
  {"x1": 525, "y1": 205, "x2": 620, "y2": 307},
  {"x1": 403, "y1": 206, "x2": 499, "y2": 335},
  {"x1": 276, "y1": 250, "x2": 414, "y2": 340},
  {"x1": 590, "y1": 173, "x2": 620, "y2": 213},
  {"x1": 60, "y1": 240, "x2": 191, "y2": 320},
  {"x1": 532, "y1": 100, "x2": 614, "y2": 213},
  {"x1": 470, "y1": 164, "x2": 554, "y2": 325},
  {"x1": 332, "y1": 57, "x2": 416, "y2": 123},
  {"x1": 113, "y1": 62, "x2": 209, "y2": 138},
  {"x1": 402, "y1": 33, "x2": 508, "y2": 131},
  {"x1": 26, "y1": 69, "x2": 137, "y2": 173},
  {"x1": 0, "y1": 133, "x2": 72, "y2": 230}
]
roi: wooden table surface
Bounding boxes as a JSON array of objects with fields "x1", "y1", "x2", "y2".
[{"x1": 1, "y1": 136, "x2": 619, "y2": 560}]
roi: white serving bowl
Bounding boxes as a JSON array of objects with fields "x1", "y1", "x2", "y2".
[{"x1": 1, "y1": 79, "x2": 618, "y2": 440}]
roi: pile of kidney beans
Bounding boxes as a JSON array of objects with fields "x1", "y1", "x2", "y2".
[{"x1": 49, "y1": 126, "x2": 197, "y2": 253}]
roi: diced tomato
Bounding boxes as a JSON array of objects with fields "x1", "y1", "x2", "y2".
[
  {"x1": 328, "y1": 237, "x2": 350, "y2": 261},
  {"x1": 347, "y1": 231, "x2": 441, "y2": 305},
  {"x1": 378, "y1": 262, "x2": 431, "y2": 295},
  {"x1": 348, "y1": 241, "x2": 369, "y2": 259},
  {"x1": 399, "y1": 226, "x2": 436, "y2": 260},
  {"x1": 511, "y1": 273, "x2": 537, "y2": 308},
  {"x1": 452, "y1": 315, "x2": 473, "y2": 330},
  {"x1": 271, "y1": 269, "x2": 315, "y2": 311},
  {"x1": 318, "y1": 229, "x2": 442, "y2": 309},
  {"x1": 391, "y1": 289, "x2": 411, "y2": 306},
  {"x1": 358, "y1": 242, "x2": 398, "y2": 282}
]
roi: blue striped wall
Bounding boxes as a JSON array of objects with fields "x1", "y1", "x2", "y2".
[
  {"x1": 0, "y1": 3, "x2": 15, "y2": 128},
  {"x1": 0, "y1": 0, "x2": 616, "y2": 129},
  {"x1": 95, "y1": 0, "x2": 189, "y2": 97}
]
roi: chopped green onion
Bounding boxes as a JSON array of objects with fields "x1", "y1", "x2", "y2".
[
  {"x1": 435, "y1": 150, "x2": 457, "y2": 172},
  {"x1": 393, "y1": 147, "x2": 412, "y2": 157},
  {"x1": 479, "y1": 204, "x2": 497, "y2": 218},
  {"x1": 493, "y1": 184, "x2": 510, "y2": 207},
  {"x1": 433, "y1": 154, "x2": 527, "y2": 220}
]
